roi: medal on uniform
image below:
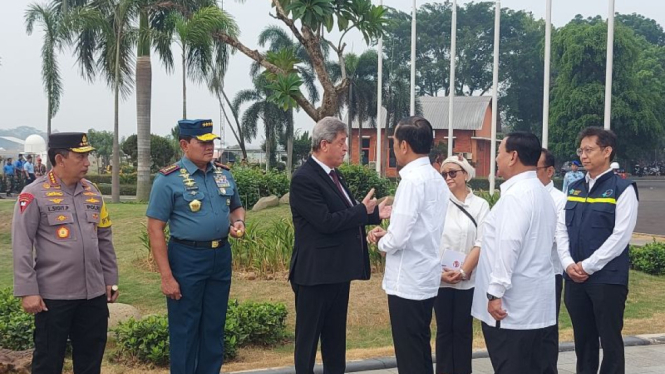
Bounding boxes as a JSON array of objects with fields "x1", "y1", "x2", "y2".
[
  {"x1": 189, "y1": 199, "x2": 201, "y2": 212},
  {"x1": 219, "y1": 188, "x2": 226, "y2": 195}
]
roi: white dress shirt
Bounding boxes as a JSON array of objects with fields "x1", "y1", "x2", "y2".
[
  {"x1": 545, "y1": 181, "x2": 567, "y2": 275},
  {"x1": 438, "y1": 189, "x2": 490, "y2": 290},
  {"x1": 471, "y1": 171, "x2": 557, "y2": 330},
  {"x1": 556, "y1": 168, "x2": 639, "y2": 275},
  {"x1": 311, "y1": 155, "x2": 352, "y2": 204},
  {"x1": 379, "y1": 157, "x2": 450, "y2": 300}
]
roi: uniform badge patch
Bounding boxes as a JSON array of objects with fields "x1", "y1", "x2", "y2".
[
  {"x1": 602, "y1": 189, "x2": 614, "y2": 198},
  {"x1": 46, "y1": 191, "x2": 64, "y2": 197},
  {"x1": 56, "y1": 226, "x2": 70, "y2": 239},
  {"x1": 18, "y1": 193, "x2": 34, "y2": 213},
  {"x1": 57, "y1": 215, "x2": 67, "y2": 222},
  {"x1": 83, "y1": 192, "x2": 98, "y2": 196},
  {"x1": 49, "y1": 198, "x2": 64, "y2": 204},
  {"x1": 86, "y1": 198, "x2": 100, "y2": 203},
  {"x1": 160, "y1": 164, "x2": 181, "y2": 175}
]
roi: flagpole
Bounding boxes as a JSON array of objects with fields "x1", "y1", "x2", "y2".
[
  {"x1": 376, "y1": 0, "x2": 383, "y2": 174},
  {"x1": 489, "y1": 0, "x2": 501, "y2": 195},
  {"x1": 410, "y1": 0, "x2": 416, "y2": 116},
  {"x1": 604, "y1": 0, "x2": 615, "y2": 129},
  {"x1": 447, "y1": 0, "x2": 457, "y2": 157},
  {"x1": 542, "y1": 0, "x2": 552, "y2": 148}
]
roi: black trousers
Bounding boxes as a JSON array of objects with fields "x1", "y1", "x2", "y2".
[
  {"x1": 32, "y1": 295, "x2": 109, "y2": 374},
  {"x1": 388, "y1": 295, "x2": 436, "y2": 374},
  {"x1": 543, "y1": 274, "x2": 564, "y2": 374},
  {"x1": 482, "y1": 322, "x2": 549, "y2": 374},
  {"x1": 292, "y1": 282, "x2": 350, "y2": 374},
  {"x1": 434, "y1": 287, "x2": 474, "y2": 374},
  {"x1": 565, "y1": 281, "x2": 628, "y2": 374}
]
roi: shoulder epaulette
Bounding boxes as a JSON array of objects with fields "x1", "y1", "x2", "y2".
[
  {"x1": 160, "y1": 164, "x2": 180, "y2": 175},
  {"x1": 214, "y1": 162, "x2": 230, "y2": 171}
]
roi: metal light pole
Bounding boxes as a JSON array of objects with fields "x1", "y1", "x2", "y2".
[
  {"x1": 447, "y1": 0, "x2": 457, "y2": 157},
  {"x1": 410, "y1": 0, "x2": 416, "y2": 116},
  {"x1": 542, "y1": 0, "x2": 552, "y2": 148},
  {"x1": 489, "y1": 0, "x2": 501, "y2": 195},
  {"x1": 376, "y1": 0, "x2": 383, "y2": 174},
  {"x1": 604, "y1": 0, "x2": 615, "y2": 129}
]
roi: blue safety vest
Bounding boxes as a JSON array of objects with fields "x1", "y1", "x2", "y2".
[{"x1": 564, "y1": 172, "x2": 638, "y2": 286}]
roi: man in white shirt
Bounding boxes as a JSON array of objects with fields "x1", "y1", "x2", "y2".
[
  {"x1": 556, "y1": 127, "x2": 638, "y2": 374},
  {"x1": 537, "y1": 148, "x2": 568, "y2": 374},
  {"x1": 471, "y1": 132, "x2": 557, "y2": 374},
  {"x1": 368, "y1": 116, "x2": 449, "y2": 374}
]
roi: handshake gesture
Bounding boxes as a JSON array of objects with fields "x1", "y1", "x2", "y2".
[{"x1": 361, "y1": 188, "x2": 392, "y2": 220}]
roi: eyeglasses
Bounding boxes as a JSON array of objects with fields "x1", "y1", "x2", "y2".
[
  {"x1": 441, "y1": 169, "x2": 464, "y2": 179},
  {"x1": 576, "y1": 146, "x2": 606, "y2": 156}
]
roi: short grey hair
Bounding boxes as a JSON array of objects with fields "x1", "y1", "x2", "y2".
[{"x1": 311, "y1": 117, "x2": 347, "y2": 152}]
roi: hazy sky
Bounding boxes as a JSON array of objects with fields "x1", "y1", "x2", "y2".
[{"x1": 0, "y1": 0, "x2": 662, "y2": 147}]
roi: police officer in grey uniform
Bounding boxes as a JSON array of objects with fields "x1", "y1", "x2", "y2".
[
  {"x1": 12, "y1": 132, "x2": 119, "y2": 374},
  {"x1": 146, "y1": 119, "x2": 245, "y2": 374}
]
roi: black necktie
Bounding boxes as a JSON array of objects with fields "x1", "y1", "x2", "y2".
[{"x1": 329, "y1": 170, "x2": 352, "y2": 206}]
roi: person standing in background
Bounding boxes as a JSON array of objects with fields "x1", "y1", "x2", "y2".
[
  {"x1": 536, "y1": 148, "x2": 568, "y2": 374},
  {"x1": 24, "y1": 155, "x2": 36, "y2": 184},
  {"x1": 35, "y1": 156, "x2": 47, "y2": 178},
  {"x1": 435, "y1": 154, "x2": 490, "y2": 374},
  {"x1": 563, "y1": 160, "x2": 584, "y2": 193},
  {"x1": 4, "y1": 158, "x2": 15, "y2": 196}
]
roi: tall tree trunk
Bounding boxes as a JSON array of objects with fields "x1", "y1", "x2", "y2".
[
  {"x1": 221, "y1": 88, "x2": 248, "y2": 160},
  {"x1": 265, "y1": 121, "x2": 271, "y2": 172},
  {"x1": 136, "y1": 11, "x2": 152, "y2": 202},
  {"x1": 47, "y1": 100, "x2": 52, "y2": 170},
  {"x1": 286, "y1": 110, "x2": 293, "y2": 178},
  {"x1": 182, "y1": 48, "x2": 187, "y2": 119},
  {"x1": 358, "y1": 117, "x2": 363, "y2": 165},
  {"x1": 112, "y1": 29, "x2": 122, "y2": 203},
  {"x1": 346, "y1": 83, "x2": 352, "y2": 163}
]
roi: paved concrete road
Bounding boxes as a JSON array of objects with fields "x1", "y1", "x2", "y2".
[
  {"x1": 634, "y1": 179, "x2": 665, "y2": 236},
  {"x1": 354, "y1": 344, "x2": 665, "y2": 374}
]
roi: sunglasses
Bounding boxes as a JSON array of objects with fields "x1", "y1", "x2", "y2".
[{"x1": 441, "y1": 169, "x2": 464, "y2": 179}]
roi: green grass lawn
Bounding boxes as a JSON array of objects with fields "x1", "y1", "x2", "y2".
[{"x1": 1, "y1": 199, "x2": 665, "y2": 371}]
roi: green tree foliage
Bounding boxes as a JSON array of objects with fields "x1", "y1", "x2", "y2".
[
  {"x1": 87, "y1": 129, "x2": 113, "y2": 167},
  {"x1": 122, "y1": 134, "x2": 176, "y2": 171},
  {"x1": 549, "y1": 19, "x2": 665, "y2": 162}
]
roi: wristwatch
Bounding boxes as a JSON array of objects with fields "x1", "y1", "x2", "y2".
[{"x1": 486, "y1": 293, "x2": 500, "y2": 301}]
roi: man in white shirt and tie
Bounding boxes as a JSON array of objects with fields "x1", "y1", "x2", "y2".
[
  {"x1": 368, "y1": 116, "x2": 449, "y2": 374},
  {"x1": 471, "y1": 132, "x2": 557, "y2": 374},
  {"x1": 537, "y1": 147, "x2": 568, "y2": 374},
  {"x1": 557, "y1": 127, "x2": 638, "y2": 374}
]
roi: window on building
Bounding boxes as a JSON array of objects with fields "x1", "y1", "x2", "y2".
[
  {"x1": 361, "y1": 137, "x2": 370, "y2": 165},
  {"x1": 389, "y1": 137, "x2": 396, "y2": 168}
]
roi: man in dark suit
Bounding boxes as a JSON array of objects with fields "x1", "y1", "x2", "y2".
[{"x1": 289, "y1": 116, "x2": 391, "y2": 374}]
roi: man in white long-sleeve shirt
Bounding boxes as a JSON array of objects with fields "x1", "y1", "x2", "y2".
[
  {"x1": 471, "y1": 132, "x2": 557, "y2": 374},
  {"x1": 368, "y1": 116, "x2": 449, "y2": 374},
  {"x1": 556, "y1": 127, "x2": 638, "y2": 374},
  {"x1": 537, "y1": 147, "x2": 568, "y2": 374}
]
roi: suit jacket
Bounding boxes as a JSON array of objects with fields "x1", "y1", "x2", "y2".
[{"x1": 289, "y1": 157, "x2": 381, "y2": 286}]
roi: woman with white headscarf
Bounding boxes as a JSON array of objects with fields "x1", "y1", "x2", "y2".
[{"x1": 434, "y1": 155, "x2": 490, "y2": 374}]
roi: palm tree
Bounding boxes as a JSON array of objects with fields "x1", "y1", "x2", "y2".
[
  {"x1": 65, "y1": 0, "x2": 138, "y2": 202},
  {"x1": 249, "y1": 26, "x2": 319, "y2": 177},
  {"x1": 159, "y1": 5, "x2": 237, "y2": 119},
  {"x1": 207, "y1": 60, "x2": 248, "y2": 161},
  {"x1": 25, "y1": 2, "x2": 65, "y2": 168},
  {"x1": 339, "y1": 50, "x2": 378, "y2": 165},
  {"x1": 232, "y1": 76, "x2": 289, "y2": 171}
]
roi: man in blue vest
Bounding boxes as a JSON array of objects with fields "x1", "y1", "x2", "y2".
[{"x1": 556, "y1": 127, "x2": 639, "y2": 374}]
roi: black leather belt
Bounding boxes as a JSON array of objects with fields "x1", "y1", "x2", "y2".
[{"x1": 172, "y1": 237, "x2": 228, "y2": 249}]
